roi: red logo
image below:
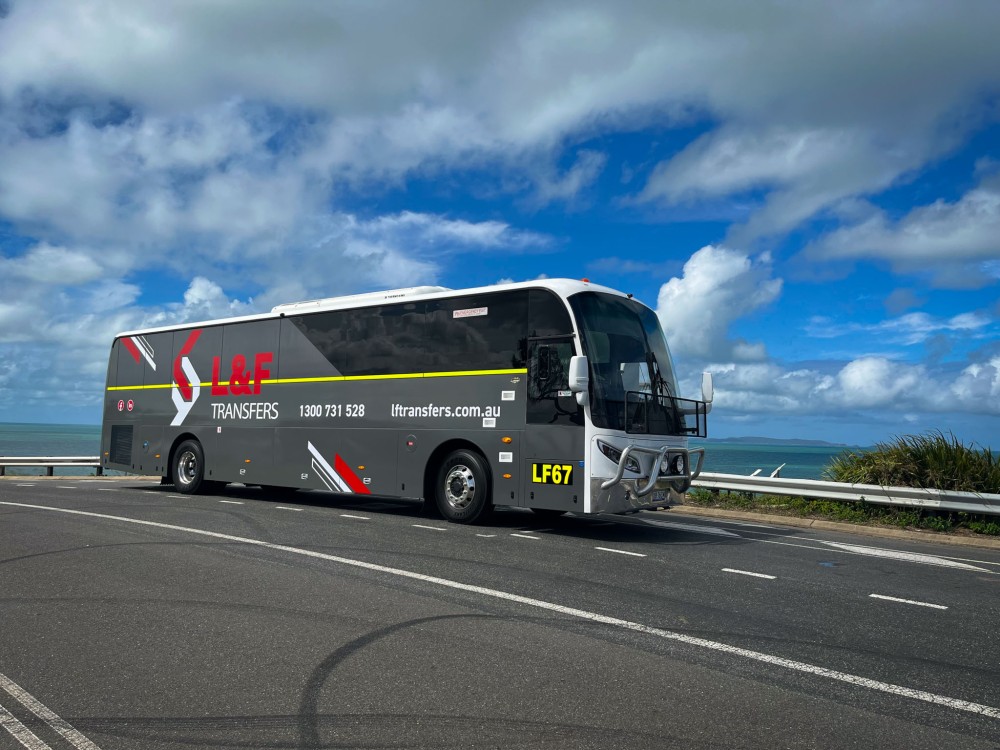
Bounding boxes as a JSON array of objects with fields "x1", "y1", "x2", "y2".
[
  {"x1": 127, "y1": 399, "x2": 134, "y2": 412},
  {"x1": 173, "y1": 330, "x2": 203, "y2": 402},
  {"x1": 117, "y1": 400, "x2": 125, "y2": 412},
  {"x1": 212, "y1": 352, "x2": 273, "y2": 396},
  {"x1": 171, "y1": 329, "x2": 203, "y2": 426}
]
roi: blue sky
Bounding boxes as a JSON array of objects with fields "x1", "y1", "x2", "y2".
[{"x1": 1, "y1": 0, "x2": 999, "y2": 447}]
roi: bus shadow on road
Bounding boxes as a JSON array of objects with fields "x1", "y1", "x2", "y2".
[{"x1": 151, "y1": 483, "x2": 755, "y2": 546}]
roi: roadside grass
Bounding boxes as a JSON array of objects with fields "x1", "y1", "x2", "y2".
[
  {"x1": 824, "y1": 431, "x2": 1000, "y2": 493},
  {"x1": 683, "y1": 488, "x2": 1000, "y2": 536},
  {"x1": 685, "y1": 432, "x2": 1000, "y2": 537}
]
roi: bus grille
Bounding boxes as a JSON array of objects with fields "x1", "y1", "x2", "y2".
[{"x1": 110, "y1": 425, "x2": 133, "y2": 465}]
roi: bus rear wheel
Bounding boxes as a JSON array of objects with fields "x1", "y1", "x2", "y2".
[
  {"x1": 173, "y1": 439, "x2": 207, "y2": 494},
  {"x1": 435, "y1": 449, "x2": 492, "y2": 524}
]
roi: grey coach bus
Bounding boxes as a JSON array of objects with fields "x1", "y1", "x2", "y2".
[{"x1": 101, "y1": 279, "x2": 713, "y2": 523}]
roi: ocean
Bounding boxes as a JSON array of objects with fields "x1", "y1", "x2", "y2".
[
  {"x1": 0, "y1": 423, "x2": 853, "y2": 480},
  {"x1": 689, "y1": 441, "x2": 855, "y2": 480}
]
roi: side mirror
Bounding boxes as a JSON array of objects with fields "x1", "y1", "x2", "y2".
[
  {"x1": 702, "y1": 371, "x2": 714, "y2": 414},
  {"x1": 568, "y1": 355, "x2": 589, "y2": 406}
]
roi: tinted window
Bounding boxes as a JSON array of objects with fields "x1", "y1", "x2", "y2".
[
  {"x1": 290, "y1": 290, "x2": 529, "y2": 375},
  {"x1": 528, "y1": 288, "x2": 574, "y2": 337}
]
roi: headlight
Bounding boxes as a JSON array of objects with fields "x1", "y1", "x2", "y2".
[
  {"x1": 659, "y1": 453, "x2": 687, "y2": 476},
  {"x1": 597, "y1": 440, "x2": 641, "y2": 473},
  {"x1": 672, "y1": 454, "x2": 686, "y2": 475}
]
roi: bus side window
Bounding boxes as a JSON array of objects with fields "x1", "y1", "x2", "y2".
[{"x1": 528, "y1": 339, "x2": 581, "y2": 425}]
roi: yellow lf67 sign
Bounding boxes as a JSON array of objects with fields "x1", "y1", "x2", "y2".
[{"x1": 532, "y1": 463, "x2": 574, "y2": 485}]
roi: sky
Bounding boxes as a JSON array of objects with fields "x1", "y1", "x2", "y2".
[{"x1": 1, "y1": 0, "x2": 999, "y2": 447}]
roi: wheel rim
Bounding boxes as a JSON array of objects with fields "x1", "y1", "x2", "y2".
[
  {"x1": 443, "y1": 464, "x2": 476, "y2": 511},
  {"x1": 177, "y1": 449, "x2": 198, "y2": 487}
]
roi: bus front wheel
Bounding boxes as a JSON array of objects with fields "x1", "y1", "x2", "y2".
[
  {"x1": 435, "y1": 450, "x2": 493, "y2": 524},
  {"x1": 173, "y1": 439, "x2": 207, "y2": 494}
]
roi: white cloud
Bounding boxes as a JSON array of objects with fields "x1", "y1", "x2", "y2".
[
  {"x1": 691, "y1": 354, "x2": 1000, "y2": 421},
  {"x1": 656, "y1": 245, "x2": 782, "y2": 361},
  {"x1": 805, "y1": 175, "x2": 1000, "y2": 280},
  {"x1": 806, "y1": 310, "x2": 992, "y2": 346},
  {"x1": 2, "y1": 242, "x2": 103, "y2": 284},
  {"x1": 528, "y1": 150, "x2": 608, "y2": 207}
]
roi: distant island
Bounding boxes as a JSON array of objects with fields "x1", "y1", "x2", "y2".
[{"x1": 692, "y1": 436, "x2": 851, "y2": 448}]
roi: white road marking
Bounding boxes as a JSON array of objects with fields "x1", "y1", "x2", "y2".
[
  {"x1": 0, "y1": 702, "x2": 52, "y2": 750},
  {"x1": 595, "y1": 547, "x2": 646, "y2": 558},
  {"x1": 475, "y1": 534, "x2": 497, "y2": 538},
  {"x1": 721, "y1": 520, "x2": 785, "y2": 529},
  {"x1": 275, "y1": 506, "x2": 302, "y2": 512},
  {"x1": 96, "y1": 488, "x2": 117, "y2": 492},
  {"x1": 57, "y1": 486, "x2": 77, "y2": 490},
  {"x1": 4, "y1": 500, "x2": 999, "y2": 721},
  {"x1": 412, "y1": 524, "x2": 446, "y2": 531},
  {"x1": 167, "y1": 495, "x2": 187, "y2": 499},
  {"x1": 340, "y1": 514, "x2": 370, "y2": 520},
  {"x1": 640, "y1": 519, "x2": 741, "y2": 538},
  {"x1": 219, "y1": 500, "x2": 244, "y2": 505},
  {"x1": 511, "y1": 533, "x2": 540, "y2": 540},
  {"x1": 15, "y1": 484, "x2": 35, "y2": 487},
  {"x1": 723, "y1": 526, "x2": 1000, "y2": 570},
  {"x1": 869, "y1": 594, "x2": 948, "y2": 610},
  {"x1": 821, "y1": 541, "x2": 989, "y2": 572},
  {"x1": 0, "y1": 671, "x2": 102, "y2": 750},
  {"x1": 722, "y1": 568, "x2": 776, "y2": 580}
]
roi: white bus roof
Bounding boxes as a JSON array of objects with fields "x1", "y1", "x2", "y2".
[{"x1": 113, "y1": 278, "x2": 633, "y2": 338}]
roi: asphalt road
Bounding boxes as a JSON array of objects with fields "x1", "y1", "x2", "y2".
[{"x1": 2, "y1": 479, "x2": 999, "y2": 749}]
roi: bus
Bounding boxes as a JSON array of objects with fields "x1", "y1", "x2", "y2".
[{"x1": 101, "y1": 279, "x2": 713, "y2": 523}]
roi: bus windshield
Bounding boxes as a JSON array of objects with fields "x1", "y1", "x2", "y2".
[{"x1": 569, "y1": 291, "x2": 689, "y2": 435}]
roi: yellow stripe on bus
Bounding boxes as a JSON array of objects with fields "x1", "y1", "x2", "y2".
[{"x1": 107, "y1": 368, "x2": 527, "y2": 391}]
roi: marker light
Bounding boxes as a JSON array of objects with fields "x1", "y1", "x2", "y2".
[{"x1": 502, "y1": 436, "x2": 513, "y2": 444}]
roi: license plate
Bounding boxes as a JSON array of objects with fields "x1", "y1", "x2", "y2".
[{"x1": 652, "y1": 490, "x2": 667, "y2": 502}]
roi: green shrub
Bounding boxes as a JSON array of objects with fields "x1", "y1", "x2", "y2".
[{"x1": 823, "y1": 431, "x2": 1000, "y2": 493}]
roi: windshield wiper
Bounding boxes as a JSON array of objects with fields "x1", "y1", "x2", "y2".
[{"x1": 646, "y1": 351, "x2": 670, "y2": 398}]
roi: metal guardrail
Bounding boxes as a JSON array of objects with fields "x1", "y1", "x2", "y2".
[
  {"x1": 0, "y1": 456, "x2": 102, "y2": 477},
  {"x1": 692, "y1": 471, "x2": 1000, "y2": 517}
]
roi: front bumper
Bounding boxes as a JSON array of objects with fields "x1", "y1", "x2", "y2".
[{"x1": 591, "y1": 445, "x2": 705, "y2": 514}]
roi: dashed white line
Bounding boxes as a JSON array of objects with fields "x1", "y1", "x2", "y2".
[
  {"x1": 219, "y1": 500, "x2": 244, "y2": 505},
  {"x1": 3, "y1": 500, "x2": 999, "y2": 721},
  {"x1": 595, "y1": 547, "x2": 646, "y2": 557},
  {"x1": 0, "y1": 671, "x2": 102, "y2": 749},
  {"x1": 722, "y1": 568, "x2": 777, "y2": 580},
  {"x1": 412, "y1": 524, "x2": 446, "y2": 532},
  {"x1": 475, "y1": 534, "x2": 497, "y2": 538},
  {"x1": 276, "y1": 506, "x2": 302, "y2": 512},
  {"x1": 15, "y1": 484, "x2": 35, "y2": 487},
  {"x1": 57, "y1": 486, "x2": 77, "y2": 490},
  {"x1": 869, "y1": 594, "x2": 948, "y2": 610},
  {"x1": 340, "y1": 514, "x2": 370, "y2": 520},
  {"x1": 166, "y1": 495, "x2": 187, "y2": 499},
  {"x1": 96, "y1": 488, "x2": 117, "y2": 492},
  {"x1": 511, "y1": 533, "x2": 540, "y2": 540}
]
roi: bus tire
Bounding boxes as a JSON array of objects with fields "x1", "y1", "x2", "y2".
[
  {"x1": 435, "y1": 449, "x2": 493, "y2": 524},
  {"x1": 172, "y1": 439, "x2": 207, "y2": 494}
]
